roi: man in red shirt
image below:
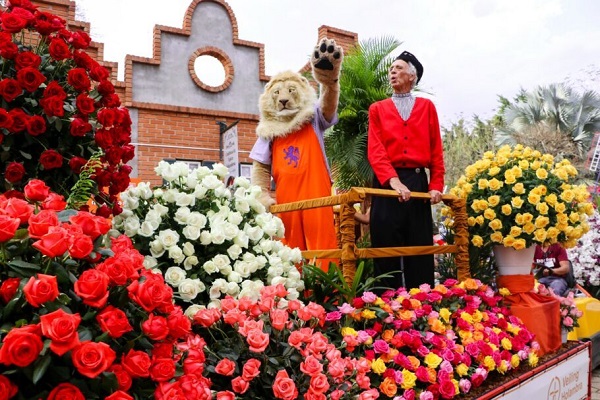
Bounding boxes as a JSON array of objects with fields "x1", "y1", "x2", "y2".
[
  {"x1": 533, "y1": 242, "x2": 570, "y2": 296},
  {"x1": 367, "y1": 51, "x2": 445, "y2": 293}
]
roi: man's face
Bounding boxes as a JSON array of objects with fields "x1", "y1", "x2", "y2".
[{"x1": 389, "y1": 59, "x2": 415, "y2": 93}]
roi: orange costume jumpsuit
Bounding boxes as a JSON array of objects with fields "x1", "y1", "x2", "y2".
[{"x1": 250, "y1": 107, "x2": 338, "y2": 269}]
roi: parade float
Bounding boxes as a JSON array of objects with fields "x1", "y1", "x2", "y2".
[{"x1": 0, "y1": 2, "x2": 598, "y2": 399}]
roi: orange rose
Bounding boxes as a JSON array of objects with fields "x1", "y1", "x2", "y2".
[
  {"x1": 379, "y1": 377, "x2": 398, "y2": 397},
  {"x1": 272, "y1": 370, "x2": 298, "y2": 400},
  {"x1": 246, "y1": 328, "x2": 269, "y2": 353}
]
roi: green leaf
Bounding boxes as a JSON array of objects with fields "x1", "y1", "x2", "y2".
[
  {"x1": 19, "y1": 150, "x2": 32, "y2": 160},
  {"x1": 8, "y1": 260, "x2": 41, "y2": 271},
  {"x1": 32, "y1": 353, "x2": 52, "y2": 384}
]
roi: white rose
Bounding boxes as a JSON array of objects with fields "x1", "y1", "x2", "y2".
[
  {"x1": 183, "y1": 256, "x2": 199, "y2": 270},
  {"x1": 234, "y1": 261, "x2": 253, "y2": 278},
  {"x1": 138, "y1": 221, "x2": 156, "y2": 237},
  {"x1": 212, "y1": 163, "x2": 229, "y2": 178},
  {"x1": 154, "y1": 204, "x2": 169, "y2": 216},
  {"x1": 234, "y1": 176, "x2": 250, "y2": 188},
  {"x1": 182, "y1": 242, "x2": 195, "y2": 256},
  {"x1": 270, "y1": 276, "x2": 287, "y2": 287},
  {"x1": 213, "y1": 254, "x2": 231, "y2": 270},
  {"x1": 235, "y1": 198, "x2": 251, "y2": 214},
  {"x1": 278, "y1": 247, "x2": 292, "y2": 263},
  {"x1": 209, "y1": 279, "x2": 228, "y2": 299},
  {"x1": 184, "y1": 304, "x2": 204, "y2": 319},
  {"x1": 187, "y1": 212, "x2": 207, "y2": 229},
  {"x1": 222, "y1": 223, "x2": 239, "y2": 240},
  {"x1": 178, "y1": 278, "x2": 202, "y2": 301},
  {"x1": 194, "y1": 185, "x2": 208, "y2": 199},
  {"x1": 214, "y1": 186, "x2": 231, "y2": 199},
  {"x1": 124, "y1": 195, "x2": 139, "y2": 211},
  {"x1": 227, "y1": 244, "x2": 243, "y2": 260},
  {"x1": 175, "y1": 192, "x2": 196, "y2": 207},
  {"x1": 210, "y1": 227, "x2": 226, "y2": 245},
  {"x1": 289, "y1": 248, "x2": 303, "y2": 263},
  {"x1": 164, "y1": 266, "x2": 186, "y2": 286},
  {"x1": 203, "y1": 260, "x2": 219, "y2": 274},
  {"x1": 256, "y1": 255, "x2": 267, "y2": 268},
  {"x1": 154, "y1": 160, "x2": 169, "y2": 176},
  {"x1": 207, "y1": 300, "x2": 222, "y2": 309},
  {"x1": 143, "y1": 256, "x2": 158, "y2": 270},
  {"x1": 263, "y1": 220, "x2": 279, "y2": 236},
  {"x1": 174, "y1": 207, "x2": 191, "y2": 224},
  {"x1": 158, "y1": 229, "x2": 180, "y2": 248},
  {"x1": 160, "y1": 164, "x2": 179, "y2": 182},
  {"x1": 286, "y1": 287, "x2": 300, "y2": 300},
  {"x1": 163, "y1": 188, "x2": 178, "y2": 203},
  {"x1": 182, "y1": 225, "x2": 201, "y2": 241},
  {"x1": 174, "y1": 162, "x2": 190, "y2": 177},
  {"x1": 149, "y1": 239, "x2": 165, "y2": 258},
  {"x1": 227, "y1": 211, "x2": 243, "y2": 226},
  {"x1": 225, "y1": 282, "x2": 240, "y2": 297},
  {"x1": 168, "y1": 245, "x2": 185, "y2": 264},
  {"x1": 153, "y1": 188, "x2": 164, "y2": 198},
  {"x1": 227, "y1": 271, "x2": 242, "y2": 283},
  {"x1": 194, "y1": 166, "x2": 212, "y2": 179},
  {"x1": 245, "y1": 225, "x2": 264, "y2": 242},
  {"x1": 123, "y1": 217, "x2": 140, "y2": 237},
  {"x1": 249, "y1": 199, "x2": 266, "y2": 214},
  {"x1": 186, "y1": 174, "x2": 199, "y2": 190},
  {"x1": 268, "y1": 266, "x2": 284, "y2": 278},
  {"x1": 234, "y1": 231, "x2": 249, "y2": 248},
  {"x1": 219, "y1": 264, "x2": 233, "y2": 276},
  {"x1": 200, "y1": 231, "x2": 212, "y2": 245},
  {"x1": 259, "y1": 240, "x2": 274, "y2": 254},
  {"x1": 138, "y1": 182, "x2": 154, "y2": 199},
  {"x1": 202, "y1": 175, "x2": 222, "y2": 190}
]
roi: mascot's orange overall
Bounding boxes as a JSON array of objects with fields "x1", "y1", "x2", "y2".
[{"x1": 250, "y1": 38, "x2": 343, "y2": 270}]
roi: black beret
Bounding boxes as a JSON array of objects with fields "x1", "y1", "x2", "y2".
[{"x1": 395, "y1": 51, "x2": 423, "y2": 83}]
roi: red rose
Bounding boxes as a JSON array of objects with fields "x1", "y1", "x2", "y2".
[
  {"x1": 0, "y1": 40, "x2": 18, "y2": 59},
  {"x1": 74, "y1": 269, "x2": 110, "y2": 308},
  {"x1": 0, "y1": 215, "x2": 20, "y2": 242},
  {"x1": 0, "y1": 109, "x2": 13, "y2": 129},
  {"x1": 97, "y1": 79, "x2": 115, "y2": 95},
  {"x1": 47, "y1": 383, "x2": 86, "y2": 400},
  {"x1": 0, "y1": 375, "x2": 17, "y2": 400},
  {"x1": 150, "y1": 357, "x2": 176, "y2": 382},
  {"x1": 0, "y1": 277, "x2": 21, "y2": 304},
  {"x1": 73, "y1": 49, "x2": 93, "y2": 69},
  {"x1": 127, "y1": 271, "x2": 174, "y2": 313},
  {"x1": 39, "y1": 149, "x2": 64, "y2": 170},
  {"x1": 167, "y1": 308, "x2": 191, "y2": 340},
  {"x1": 44, "y1": 80, "x2": 67, "y2": 98},
  {"x1": 27, "y1": 210, "x2": 59, "y2": 238},
  {"x1": 231, "y1": 377, "x2": 250, "y2": 394},
  {"x1": 110, "y1": 234, "x2": 134, "y2": 253},
  {"x1": 0, "y1": 78, "x2": 22, "y2": 102},
  {"x1": 16, "y1": 66, "x2": 46, "y2": 92},
  {"x1": 96, "y1": 306, "x2": 133, "y2": 338},
  {"x1": 0, "y1": 12, "x2": 28, "y2": 33},
  {"x1": 101, "y1": 92, "x2": 121, "y2": 108},
  {"x1": 241, "y1": 358, "x2": 261, "y2": 381},
  {"x1": 105, "y1": 391, "x2": 133, "y2": 400},
  {"x1": 121, "y1": 349, "x2": 151, "y2": 378},
  {"x1": 24, "y1": 114, "x2": 46, "y2": 136},
  {"x1": 68, "y1": 156, "x2": 88, "y2": 173},
  {"x1": 24, "y1": 178, "x2": 50, "y2": 201},
  {"x1": 122, "y1": 144, "x2": 135, "y2": 163},
  {"x1": 4, "y1": 162, "x2": 26, "y2": 183},
  {"x1": 67, "y1": 68, "x2": 91, "y2": 91},
  {"x1": 68, "y1": 31, "x2": 91, "y2": 49},
  {"x1": 40, "y1": 309, "x2": 81, "y2": 356},
  {"x1": 245, "y1": 329, "x2": 269, "y2": 353},
  {"x1": 48, "y1": 37, "x2": 71, "y2": 60},
  {"x1": 69, "y1": 211, "x2": 110, "y2": 240},
  {"x1": 67, "y1": 233, "x2": 93, "y2": 259},
  {"x1": 39, "y1": 95, "x2": 65, "y2": 117},
  {"x1": 107, "y1": 364, "x2": 133, "y2": 391},
  {"x1": 22, "y1": 273, "x2": 59, "y2": 307},
  {"x1": 272, "y1": 369, "x2": 298, "y2": 400},
  {"x1": 141, "y1": 314, "x2": 169, "y2": 341},
  {"x1": 0, "y1": 324, "x2": 43, "y2": 367},
  {"x1": 70, "y1": 116, "x2": 91, "y2": 136},
  {"x1": 90, "y1": 66, "x2": 109, "y2": 82},
  {"x1": 75, "y1": 92, "x2": 96, "y2": 115},
  {"x1": 32, "y1": 228, "x2": 70, "y2": 258},
  {"x1": 33, "y1": 11, "x2": 66, "y2": 36},
  {"x1": 215, "y1": 358, "x2": 236, "y2": 376},
  {"x1": 3, "y1": 197, "x2": 34, "y2": 224},
  {"x1": 8, "y1": 108, "x2": 27, "y2": 133},
  {"x1": 15, "y1": 51, "x2": 41, "y2": 70},
  {"x1": 216, "y1": 391, "x2": 235, "y2": 400},
  {"x1": 71, "y1": 341, "x2": 116, "y2": 379},
  {"x1": 41, "y1": 192, "x2": 67, "y2": 211}
]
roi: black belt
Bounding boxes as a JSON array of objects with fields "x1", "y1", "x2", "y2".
[{"x1": 395, "y1": 167, "x2": 424, "y2": 174}]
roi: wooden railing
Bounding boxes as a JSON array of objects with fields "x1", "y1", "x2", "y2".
[{"x1": 269, "y1": 187, "x2": 470, "y2": 285}]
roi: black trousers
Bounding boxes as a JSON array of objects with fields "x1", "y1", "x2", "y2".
[{"x1": 369, "y1": 168, "x2": 434, "y2": 292}]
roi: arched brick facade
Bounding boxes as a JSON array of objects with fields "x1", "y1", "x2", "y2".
[{"x1": 31, "y1": 0, "x2": 358, "y2": 186}]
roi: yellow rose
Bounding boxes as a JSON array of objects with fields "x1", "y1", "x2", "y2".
[
  {"x1": 439, "y1": 308, "x2": 451, "y2": 323},
  {"x1": 533, "y1": 229, "x2": 547, "y2": 242},
  {"x1": 536, "y1": 168, "x2": 548, "y2": 179},
  {"x1": 514, "y1": 213, "x2": 525, "y2": 225},
  {"x1": 424, "y1": 352, "x2": 443, "y2": 369},
  {"x1": 504, "y1": 170, "x2": 516, "y2": 185},
  {"x1": 371, "y1": 358, "x2": 387, "y2": 374},
  {"x1": 546, "y1": 227, "x2": 560, "y2": 240},
  {"x1": 490, "y1": 232, "x2": 504, "y2": 243},
  {"x1": 478, "y1": 179, "x2": 489, "y2": 190},
  {"x1": 518, "y1": 159, "x2": 529, "y2": 170},
  {"x1": 475, "y1": 215, "x2": 485, "y2": 225},
  {"x1": 341, "y1": 327, "x2": 357, "y2": 336},
  {"x1": 471, "y1": 235, "x2": 484, "y2": 247},
  {"x1": 509, "y1": 226, "x2": 522, "y2": 237},
  {"x1": 460, "y1": 312, "x2": 474, "y2": 324},
  {"x1": 467, "y1": 217, "x2": 476, "y2": 226},
  {"x1": 496, "y1": 155, "x2": 508, "y2": 166},
  {"x1": 553, "y1": 167, "x2": 568, "y2": 180},
  {"x1": 498, "y1": 287, "x2": 511, "y2": 296},
  {"x1": 527, "y1": 192, "x2": 541, "y2": 205},
  {"x1": 361, "y1": 309, "x2": 376, "y2": 319},
  {"x1": 528, "y1": 352, "x2": 539, "y2": 367},
  {"x1": 560, "y1": 190, "x2": 575, "y2": 202},
  {"x1": 569, "y1": 212, "x2": 580, "y2": 223},
  {"x1": 477, "y1": 200, "x2": 489, "y2": 211},
  {"x1": 522, "y1": 213, "x2": 534, "y2": 224},
  {"x1": 502, "y1": 236, "x2": 516, "y2": 248},
  {"x1": 545, "y1": 193, "x2": 557, "y2": 206},
  {"x1": 541, "y1": 153, "x2": 554, "y2": 163},
  {"x1": 531, "y1": 160, "x2": 541, "y2": 170},
  {"x1": 472, "y1": 309, "x2": 483, "y2": 322},
  {"x1": 536, "y1": 202, "x2": 549, "y2": 214},
  {"x1": 535, "y1": 216, "x2": 549, "y2": 228},
  {"x1": 465, "y1": 165, "x2": 478, "y2": 179},
  {"x1": 501, "y1": 204, "x2": 512, "y2": 216},
  {"x1": 511, "y1": 354, "x2": 520, "y2": 369},
  {"x1": 498, "y1": 360, "x2": 509, "y2": 374},
  {"x1": 488, "y1": 166, "x2": 501, "y2": 176},
  {"x1": 557, "y1": 213, "x2": 569, "y2": 225},
  {"x1": 512, "y1": 166, "x2": 523, "y2": 178},
  {"x1": 511, "y1": 197, "x2": 524, "y2": 209},
  {"x1": 488, "y1": 178, "x2": 503, "y2": 191},
  {"x1": 501, "y1": 337, "x2": 512, "y2": 350},
  {"x1": 401, "y1": 369, "x2": 417, "y2": 390},
  {"x1": 488, "y1": 195, "x2": 500, "y2": 207},
  {"x1": 513, "y1": 239, "x2": 527, "y2": 250},
  {"x1": 456, "y1": 363, "x2": 469, "y2": 377},
  {"x1": 483, "y1": 355, "x2": 496, "y2": 371},
  {"x1": 483, "y1": 209, "x2": 496, "y2": 220},
  {"x1": 512, "y1": 182, "x2": 525, "y2": 194},
  {"x1": 488, "y1": 219, "x2": 503, "y2": 231}
]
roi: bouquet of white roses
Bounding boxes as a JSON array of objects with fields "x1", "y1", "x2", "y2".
[
  {"x1": 111, "y1": 161, "x2": 305, "y2": 315},
  {"x1": 568, "y1": 207, "x2": 600, "y2": 289}
]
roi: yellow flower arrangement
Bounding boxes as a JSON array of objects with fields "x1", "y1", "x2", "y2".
[{"x1": 443, "y1": 144, "x2": 593, "y2": 250}]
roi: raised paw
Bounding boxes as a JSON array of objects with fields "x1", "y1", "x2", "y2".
[{"x1": 312, "y1": 38, "x2": 342, "y2": 71}]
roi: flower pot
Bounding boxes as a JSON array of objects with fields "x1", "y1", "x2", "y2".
[
  {"x1": 561, "y1": 327, "x2": 569, "y2": 343},
  {"x1": 493, "y1": 245, "x2": 536, "y2": 275}
]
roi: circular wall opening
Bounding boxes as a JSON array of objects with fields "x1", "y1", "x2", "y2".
[{"x1": 189, "y1": 47, "x2": 234, "y2": 93}]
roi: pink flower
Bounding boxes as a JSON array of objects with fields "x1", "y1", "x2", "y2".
[{"x1": 361, "y1": 292, "x2": 378, "y2": 303}]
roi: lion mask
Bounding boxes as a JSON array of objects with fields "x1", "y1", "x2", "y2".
[{"x1": 256, "y1": 70, "x2": 317, "y2": 140}]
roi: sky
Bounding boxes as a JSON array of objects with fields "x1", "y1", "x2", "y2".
[{"x1": 74, "y1": 0, "x2": 600, "y2": 127}]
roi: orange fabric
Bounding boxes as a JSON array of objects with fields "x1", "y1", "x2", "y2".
[
  {"x1": 496, "y1": 274, "x2": 561, "y2": 356},
  {"x1": 272, "y1": 123, "x2": 338, "y2": 270}
]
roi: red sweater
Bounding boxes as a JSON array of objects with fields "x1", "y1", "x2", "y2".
[{"x1": 367, "y1": 97, "x2": 445, "y2": 192}]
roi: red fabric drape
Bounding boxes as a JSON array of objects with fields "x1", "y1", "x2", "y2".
[{"x1": 497, "y1": 274, "x2": 561, "y2": 356}]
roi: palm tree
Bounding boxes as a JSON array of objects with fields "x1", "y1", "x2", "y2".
[
  {"x1": 495, "y1": 83, "x2": 600, "y2": 160},
  {"x1": 325, "y1": 36, "x2": 402, "y2": 190}
]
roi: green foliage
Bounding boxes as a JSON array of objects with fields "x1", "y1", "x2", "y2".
[
  {"x1": 326, "y1": 36, "x2": 402, "y2": 189},
  {"x1": 66, "y1": 151, "x2": 104, "y2": 210}
]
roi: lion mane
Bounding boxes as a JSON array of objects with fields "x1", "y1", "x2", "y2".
[{"x1": 255, "y1": 70, "x2": 317, "y2": 140}]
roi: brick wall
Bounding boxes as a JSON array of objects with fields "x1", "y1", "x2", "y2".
[{"x1": 30, "y1": 0, "x2": 358, "y2": 187}]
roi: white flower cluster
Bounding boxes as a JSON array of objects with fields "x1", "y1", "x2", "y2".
[
  {"x1": 568, "y1": 209, "x2": 600, "y2": 287},
  {"x1": 112, "y1": 161, "x2": 305, "y2": 314}
]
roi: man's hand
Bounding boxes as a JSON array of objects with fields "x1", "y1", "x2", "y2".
[
  {"x1": 429, "y1": 189, "x2": 442, "y2": 205},
  {"x1": 389, "y1": 177, "x2": 411, "y2": 202}
]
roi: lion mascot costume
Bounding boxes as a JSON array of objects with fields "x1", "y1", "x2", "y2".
[{"x1": 249, "y1": 38, "x2": 343, "y2": 270}]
